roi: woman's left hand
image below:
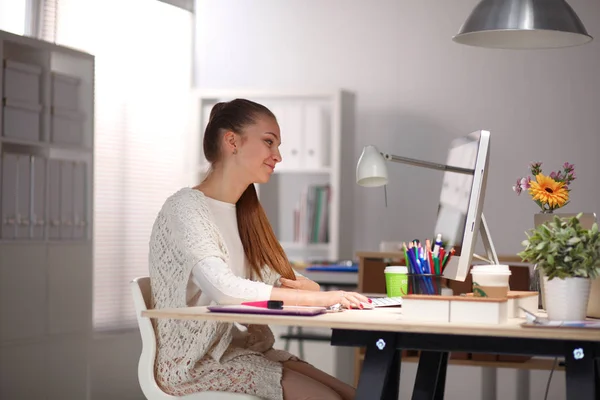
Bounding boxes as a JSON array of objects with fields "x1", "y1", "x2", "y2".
[{"x1": 279, "y1": 276, "x2": 320, "y2": 291}]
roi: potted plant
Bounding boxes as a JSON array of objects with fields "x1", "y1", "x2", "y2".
[{"x1": 518, "y1": 213, "x2": 600, "y2": 321}]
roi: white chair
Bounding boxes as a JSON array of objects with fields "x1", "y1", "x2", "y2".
[{"x1": 131, "y1": 277, "x2": 262, "y2": 400}]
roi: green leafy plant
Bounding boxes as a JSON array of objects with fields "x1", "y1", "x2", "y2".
[{"x1": 518, "y1": 213, "x2": 600, "y2": 280}]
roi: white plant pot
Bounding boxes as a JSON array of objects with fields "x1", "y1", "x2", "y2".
[{"x1": 543, "y1": 276, "x2": 591, "y2": 321}]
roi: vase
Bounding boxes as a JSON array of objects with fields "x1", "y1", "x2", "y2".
[
  {"x1": 532, "y1": 212, "x2": 592, "y2": 309},
  {"x1": 542, "y1": 276, "x2": 591, "y2": 321}
]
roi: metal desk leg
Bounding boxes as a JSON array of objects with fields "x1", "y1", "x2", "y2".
[
  {"x1": 355, "y1": 332, "x2": 400, "y2": 400},
  {"x1": 297, "y1": 326, "x2": 305, "y2": 360},
  {"x1": 516, "y1": 369, "x2": 530, "y2": 400},
  {"x1": 283, "y1": 326, "x2": 305, "y2": 360},
  {"x1": 412, "y1": 351, "x2": 449, "y2": 400},
  {"x1": 516, "y1": 369, "x2": 531, "y2": 400},
  {"x1": 596, "y1": 358, "x2": 599, "y2": 396},
  {"x1": 565, "y1": 344, "x2": 596, "y2": 400},
  {"x1": 284, "y1": 326, "x2": 293, "y2": 351},
  {"x1": 480, "y1": 367, "x2": 497, "y2": 400},
  {"x1": 383, "y1": 347, "x2": 401, "y2": 400}
]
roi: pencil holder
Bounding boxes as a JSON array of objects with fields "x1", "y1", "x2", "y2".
[{"x1": 408, "y1": 273, "x2": 443, "y2": 295}]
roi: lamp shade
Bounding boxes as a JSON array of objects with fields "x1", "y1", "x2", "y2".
[
  {"x1": 356, "y1": 145, "x2": 388, "y2": 187},
  {"x1": 453, "y1": 0, "x2": 592, "y2": 49}
]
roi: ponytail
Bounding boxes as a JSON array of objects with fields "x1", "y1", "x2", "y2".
[{"x1": 236, "y1": 184, "x2": 295, "y2": 281}]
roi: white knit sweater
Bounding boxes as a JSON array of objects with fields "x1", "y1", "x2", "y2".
[{"x1": 148, "y1": 188, "x2": 283, "y2": 395}]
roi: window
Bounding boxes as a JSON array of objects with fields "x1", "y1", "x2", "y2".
[
  {"x1": 0, "y1": 0, "x2": 27, "y2": 35},
  {"x1": 40, "y1": 0, "x2": 194, "y2": 330}
]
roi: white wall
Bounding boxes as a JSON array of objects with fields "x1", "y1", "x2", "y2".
[{"x1": 194, "y1": 0, "x2": 600, "y2": 256}]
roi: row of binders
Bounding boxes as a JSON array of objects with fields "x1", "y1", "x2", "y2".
[{"x1": 293, "y1": 184, "x2": 330, "y2": 243}]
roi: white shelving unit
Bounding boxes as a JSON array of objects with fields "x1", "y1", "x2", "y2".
[
  {"x1": 0, "y1": 30, "x2": 94, "y2": 243},
  {"x1": 193, "y1": 89, "x2": 356, "y2": 262},
  {"x1": 0, "y1": 30, "x2": 94, "y2": 397}
]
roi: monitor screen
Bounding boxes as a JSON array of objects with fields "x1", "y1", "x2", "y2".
[{"x1": 435, "y1": 130, "x2": 492, "y2": 282}]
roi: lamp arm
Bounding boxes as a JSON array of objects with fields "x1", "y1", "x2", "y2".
[{"x1": 384, "y1": 153, "x2": 474, "y2": 176}]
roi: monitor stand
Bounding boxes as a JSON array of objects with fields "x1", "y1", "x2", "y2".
[{"x1": 472, "y1": 214, "x2": 499, "y2": 265}]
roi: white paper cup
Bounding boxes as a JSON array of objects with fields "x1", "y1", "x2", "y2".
[{"x1": 471, "y1": 265, "x2": 511, "y2": 298}]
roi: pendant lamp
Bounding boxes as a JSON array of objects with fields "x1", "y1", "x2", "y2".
[{"x1": 453, "y1": 0, "x2": 592, "y2": 49}]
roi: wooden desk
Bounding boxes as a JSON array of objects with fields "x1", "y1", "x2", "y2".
[
  {"x1": 356, "y1": 251, "x2": 534, "y2": 364},
  {"x1": 143, "y1": 307, "x2": 599, "y2": 400},
  {"x1": 354, "y1": 251, "x2": 597, "y2": 399}
]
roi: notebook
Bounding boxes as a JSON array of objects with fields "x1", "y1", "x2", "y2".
[{"x1": 207, "y1": 305, "x2": 327, "y2": 316}]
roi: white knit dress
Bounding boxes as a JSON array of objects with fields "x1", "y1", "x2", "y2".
[{"x1": 148, "y1": 188, "x2": 300, "y2": 399}]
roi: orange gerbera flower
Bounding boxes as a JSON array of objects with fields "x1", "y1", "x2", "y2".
[{"x1": 529, "y1": 173, "x2": 569, "y2": 209}]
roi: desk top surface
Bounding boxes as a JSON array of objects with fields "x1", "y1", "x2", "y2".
[{"x1": 142, "y1": 307, "x2": 600, "y2": 342}]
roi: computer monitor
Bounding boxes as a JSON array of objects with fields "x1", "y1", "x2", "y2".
[{"x1": 433, "y1": 130, "x2": 498, "y2": 282}]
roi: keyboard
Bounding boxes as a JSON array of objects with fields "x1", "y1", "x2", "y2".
[{"x1": 368, "y1": 296, "x2": 403, "y2": 307}]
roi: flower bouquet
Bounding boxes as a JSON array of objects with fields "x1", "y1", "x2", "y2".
[{"x1": 512, "y1": 162, "x2": 576, "y2": 213}]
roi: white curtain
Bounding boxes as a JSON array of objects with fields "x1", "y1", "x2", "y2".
[{"x1": 40, "y1": 0, "x2": 194, "y2": 330}]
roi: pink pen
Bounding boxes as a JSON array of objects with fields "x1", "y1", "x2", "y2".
[{"x1": 242, "y1": 300, "x2": 283, "y2": 309}]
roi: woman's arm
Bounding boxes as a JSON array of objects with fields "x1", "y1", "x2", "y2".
[
  {"x1": 270, "y1": 286, "x2": 368, "y2": 309},
  {"x1": 279, "y1": 275, "x2": 320, "y2": 291},
  {"x1": 191, "y1": 256, "x2": 273, "y2": 305},
  {"x1": 192, "y1": 257, "x2": 368, "y2": 308}
]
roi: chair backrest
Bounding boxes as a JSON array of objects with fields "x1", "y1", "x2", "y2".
[{"x1": 131, "y1": 276, "x2": 175, "y2": 399}]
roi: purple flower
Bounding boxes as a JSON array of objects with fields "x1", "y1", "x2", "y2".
[
  {"x1": 513, "y1": 178, "x2": 523, "y2": 195},
  {"x1": 563, "y1": 162, "x2": 574, "y2": 172},
  {"x1": 520, "y1": 176, "x2": 531, "y2": 189},
  {"x1": 549, "y1": 171, "x2": 558, "y2": 180},
  {"x1": 530, "y1": 162, "x2": 542, "y2": 176}
]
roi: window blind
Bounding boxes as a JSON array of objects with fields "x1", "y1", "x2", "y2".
[{"x1": 40, "y1": 0, "x2": 194, "y2": 330}]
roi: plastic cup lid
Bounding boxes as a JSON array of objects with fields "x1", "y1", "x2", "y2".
[
  {"x1": 471, "y1": 264, "x2": 512, "y2": 275},
  {"x1": 385, "y1": 266, "x2": 408, "y2": 274}
]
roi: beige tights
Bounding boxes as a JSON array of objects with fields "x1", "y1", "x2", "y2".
[{"x1": 281, "y1": 360, "x2": 355, "y2": 400}]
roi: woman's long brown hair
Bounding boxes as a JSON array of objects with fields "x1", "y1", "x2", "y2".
[{"x1": 203, "y1": 99, "x2": 296, "y2": 281}]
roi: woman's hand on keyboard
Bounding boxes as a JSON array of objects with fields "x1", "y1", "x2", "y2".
[{"x1": 322, "y1": 291, "x2": 371, "y2": 309}]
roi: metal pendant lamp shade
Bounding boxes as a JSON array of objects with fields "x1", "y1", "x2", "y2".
[{"x1": 453, "y1": 0, "x2": 593, "y2": 49}]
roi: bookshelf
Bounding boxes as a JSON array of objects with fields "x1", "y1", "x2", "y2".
[
  {"x1": 0, "y1": 30, "x2": 94, "y2": 396},
  {"x1": 192, "y1": 89, "x2": 356, "y2": 262}
]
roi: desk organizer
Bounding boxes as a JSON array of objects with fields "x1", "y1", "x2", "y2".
[
  {"x1": 402, "y1": 294, "x2": 509, "y2": 324},
  {"x1": 465, "y1": 291, "x2": 539, "y2": 318},
  {"x1": 402, "y1": 295, "x2": 450, "y2": 322},
  {"x1": 507, "y1": 291, "x2": 539, "y2": 318}
]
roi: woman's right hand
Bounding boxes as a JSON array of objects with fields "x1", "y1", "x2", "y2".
[{"x1": 318, "y1": 290, "x2": 371, "y2": 309}]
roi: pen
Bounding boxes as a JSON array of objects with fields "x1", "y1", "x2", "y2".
[
  {"x1": 442, "y1": 247, "x2": 456, "y2": 269},
  {"x1": 402, "y1": 243, "x2": 413, "y2": 273},
  {"x1": 433, "y1": 233, "x2": 443, "y2": 257},
  {"x1": 242, "y1": 300, "x2": 284, "y2": 309}
]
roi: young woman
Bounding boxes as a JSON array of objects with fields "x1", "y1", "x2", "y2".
[{"x1": 149, "y1": 99, "x2": 368, "y2": 400}]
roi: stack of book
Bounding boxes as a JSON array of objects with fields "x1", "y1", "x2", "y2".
[{"x1": 293, "y1": 184, "x2": 330, "y2": 244}]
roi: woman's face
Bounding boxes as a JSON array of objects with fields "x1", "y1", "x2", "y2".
[{"x1": 234, "y1": 115, "x2": 282, "y2": 184}]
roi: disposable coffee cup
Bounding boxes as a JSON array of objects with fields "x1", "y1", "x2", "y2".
[
  {"x1": 471, "y1": 265, "x2": 511, "y2": 298},
  {"x1": 385, "y1": 266, "x2": 408, "y2": 297}
]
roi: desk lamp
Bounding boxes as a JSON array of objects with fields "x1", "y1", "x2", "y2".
[
  {"x1": 356, "y1": 145, "x2": 473, "y2": 188},
  {"x1": 356, "y1": 145, "x2": 474, "y2": 208}
]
